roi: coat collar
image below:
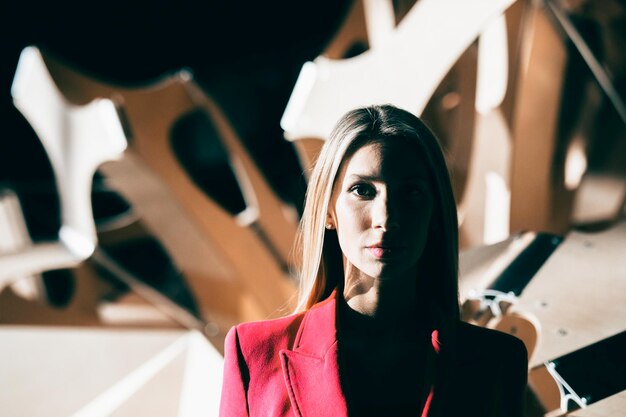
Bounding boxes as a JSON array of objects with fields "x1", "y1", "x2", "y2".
[
  {"x1": 279, "y1": 290, "x2": 442, "y2": 417},
  {"x1": 279, "y1": 290, "x2": 346, "y2": 417}
]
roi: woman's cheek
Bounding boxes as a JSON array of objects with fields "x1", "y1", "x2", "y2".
[{"x1": 335, "y1": 201, "x2": 367, "y2": 258}]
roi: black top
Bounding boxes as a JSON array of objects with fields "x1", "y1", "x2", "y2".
[
  {"x1": 337, "y1": 296, "x2": 431, "y2": 416},
  {"x1": 336, "y1": 297, "x2": 528, "y2": 417}
]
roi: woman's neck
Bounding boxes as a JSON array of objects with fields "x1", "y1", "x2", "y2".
[{"x1": 340, "y1": 267, "x2": 427, "y2": 337}]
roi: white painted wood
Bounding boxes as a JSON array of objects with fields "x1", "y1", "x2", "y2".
[
  {"x1": 362, "y1": 0, "x2": 396, "y2": 49},
  {"x1": 0, "y1": 191, "x2": 42, "y2": 295},
  {"x1": 0, "y1": 326, "x2": 223, "y2": 417},
  {"x1": 476, "y1": 15, "x2": 509, "y2": 114},
  {"x1": 3, "y1": 47, "x2": 127, "y2": 281},
  {"x1": 281, "y1": 0, "x2": 516, "y2": 141}
]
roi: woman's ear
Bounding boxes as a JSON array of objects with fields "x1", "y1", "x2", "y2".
[
  {"x1": 325, "y1": 216, "x2": 335, "y2": 230},
  {"x1": 326, "y1": 209, "x2": 336, "y2": 230}
]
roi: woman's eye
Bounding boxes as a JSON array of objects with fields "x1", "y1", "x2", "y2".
[
  {"x1": 407, "y1": 186, "x2": 425, "y2": 200},
  {"x1": 350, "y1": 184, "x2": 375, "y2": 198}
]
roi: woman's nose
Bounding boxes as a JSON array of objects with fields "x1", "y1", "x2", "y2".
[{"x1": 371, "y1": 194, "x2": 399, "y2": 231}]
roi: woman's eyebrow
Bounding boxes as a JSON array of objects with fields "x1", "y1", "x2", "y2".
[
  {"x1": 347, "y1": 174, "x2": 378, "y2": 182},
  {"x1": 347, "y1": 174, "x2": 429, "y2": 182}
]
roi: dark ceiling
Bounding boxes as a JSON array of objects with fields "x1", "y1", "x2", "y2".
[
  {"x1": 0, "y1": 0, "x2": 352, "y2": 237},
  {"x1": 2, "y1": 0, "x2": 625, "y2": 240}
]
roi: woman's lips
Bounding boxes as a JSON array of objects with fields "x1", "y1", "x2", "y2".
[{"x1": 366, "y1": 246, "x2": 405, "y2": 259}]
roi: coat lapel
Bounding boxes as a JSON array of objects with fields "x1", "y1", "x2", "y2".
[
  {"x1": 279, "y1": 291, "x2": 348, "y2": 417},
  {"x1": 279, "y1": 290, "x2": 443, "y2": 417}
]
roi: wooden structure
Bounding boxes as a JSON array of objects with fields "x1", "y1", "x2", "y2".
[{"x1": 7, "y1": 46, "x2": 298, "y2": 349}]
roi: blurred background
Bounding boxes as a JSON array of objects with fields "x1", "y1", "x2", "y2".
[{"x1": 1, "y1": 0, "x2": 625, "y2": 416}]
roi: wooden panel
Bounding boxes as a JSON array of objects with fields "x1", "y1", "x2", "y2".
[
  {"x1": 0, "y1": 327, "x2": 223, "y2": 417},
  {"x1": 567, "y1": 390, "x2": 626, "y2": 417},
  {"x1": 17, "y1": 47, "x2": 298, "y2": 346},
  {"x1": 0, "y1": 262, "x2": 113, "y2": 326},
  {"x1": 516, "y1": 221, "x2": 626, "y2": 368},
  {"x1": 509, "y1": 6, "x2": 569, "y2": 234}
]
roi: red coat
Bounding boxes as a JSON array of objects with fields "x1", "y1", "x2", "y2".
[{"x1": 219, "y1": 291, "x2": 527, "y2": 416}]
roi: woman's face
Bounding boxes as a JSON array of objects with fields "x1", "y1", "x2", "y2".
[{"x1": 328, "y1": 139, "x2": 434, "y2": 281}]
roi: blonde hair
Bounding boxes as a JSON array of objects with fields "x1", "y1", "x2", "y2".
[{"x1": 294, "y1": 104, "x2": 460, "y2": 330}]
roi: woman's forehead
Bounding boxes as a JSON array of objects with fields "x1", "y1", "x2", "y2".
[{"x1": 338, "y1": 139, "x2": 430, "y2": 181}]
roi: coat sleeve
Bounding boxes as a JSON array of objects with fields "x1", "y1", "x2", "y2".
[
  {"x1": 495, "y1": 337, "x2": 529, "y2": 417},
  {"x1": 219, "y1": 326, "x2": 250, "y2": 417}
]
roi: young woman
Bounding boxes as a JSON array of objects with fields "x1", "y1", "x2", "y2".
[{"x1": 219, "y1": 104, "x2": 528, "y2": 416}]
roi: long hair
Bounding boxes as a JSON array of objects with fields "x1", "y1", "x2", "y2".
[{"x1": 294, "y1": 104, "x2": 460, "y2": 332}]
